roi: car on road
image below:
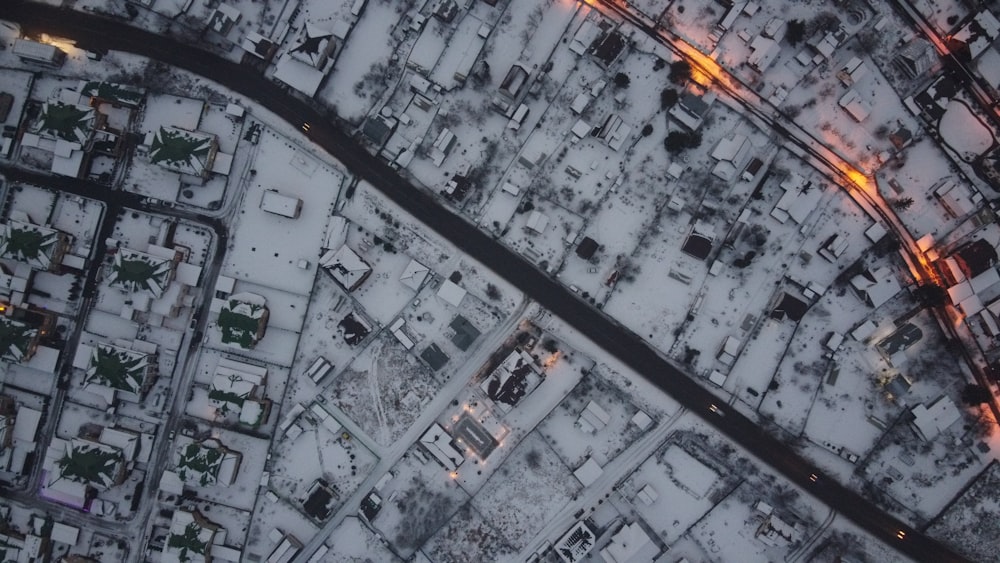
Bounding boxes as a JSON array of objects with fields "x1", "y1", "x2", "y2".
[{"x1": 708, "y1": 404, "x2": 725, "y2": 416}]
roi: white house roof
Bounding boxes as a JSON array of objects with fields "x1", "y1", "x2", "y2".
[
  {"x1": 419, "y1": 423, "x2": 463, "y2": 470},
  {"x1": 599, "y1": 522, "x2": 655, "y2": 563},
  {"x1": 273, "y1": 55, "x2": 326, "y2": 97},
  {"x1": 526, "y1": 210, "x2": 549, "y2": 233},
  {"x1": 573, "y1": 457, "x2": 603, "y2": 486},
  {"x1": 400, "y1": 259, "x2": 430, "y2": 291},
  {"x1": 437, "y1": 279, "x2": 467, "y2": 307},
  {"x1": 910, "y1": 396, "x2": 961, "y2": 441}
]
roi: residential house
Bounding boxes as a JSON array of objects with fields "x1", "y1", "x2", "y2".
[{"x1": 216, "y1": 293, "x2": 269, "y2": 349}]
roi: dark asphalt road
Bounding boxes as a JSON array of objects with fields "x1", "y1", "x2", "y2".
[{"x1": 2, "y1": 3, "x2": 967, "y2": 561}]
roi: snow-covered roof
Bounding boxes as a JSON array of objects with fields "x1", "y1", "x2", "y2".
[
  {"x1": 289, "y1": 23, "x2": 335, "y2": 68},
  {"x1": 399, "y1": 259, "x2": 430, "y2": 291},
  {"x1": 147, "y1": 126, "x2": 218, "y2": 177},
  {"x1": 573, "y1": 456, "x2": 603, "y2": 486},
  {"x1": 260, "y1": 190, "x2": 301, "y2": 218},
  {"x1": 85, "y1": 343, "x2": 152, "y2": 397},
  {"x1": 320, "y1": 245, "x2": 372, "y2": 292},
  {"x1": 748, "y1": 36, "x2": 780, "y2": 72},
  {"x1": 949, "y1": 10, "x2": 1000, "y2": 61},
  {"x1": 910, "y1": 396, "x2": 961, "y2": 441},
  {"x1": 30, "y1": 100, "x2": 94, "y2": 144},
  {"x1": 526, "y1": 210, "x2": 550, "y2": 233},
  {"x1": 437, "y1": 279, "x2": 467, "y2": 307},
  {"x1": 218, "y1": 294, "x2": 268, "y2": 349},
  {"x1": 175, "y1": 439, "x2": 241, "y2": 487},
  {"x1": 273, "y1": 54, "x2": 326, "y2": 97},
  {"x1": 851, "y1": 266, "x2": 901, "y2": 308},
  {"x1": 419, "y1": 423, "x2": 463, "y2": 470},
  {"x1": 599, "y1": 522, "x2": 655, "y2": 563},
  {"x1": 12, "y1": 406, "x2": 41, "y2": 443},
  {"x1": 570, "y1": 20, "x2": 601, "y2": 55},
  {"x1": 711, "y1": 135, "x2": 752, "y2": 181},
  {"x1": 838, "y1": 89, "x2": 872, "y2": 122}
]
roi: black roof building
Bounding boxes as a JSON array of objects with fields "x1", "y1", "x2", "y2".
[
  {"x1": 421, "y1": 343, "x2": 450, "y2": 371},
  {"x1": 576, "y1": 236, "x2": 599, "y2": 260},
  {"x1": 590, "y1": 30, "x2": 627, "y2": 69},
  {"x1": 449, "y1": 315, "x2": 481, "y2": 351}
]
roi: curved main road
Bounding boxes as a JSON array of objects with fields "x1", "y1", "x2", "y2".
[{"x1": 3, "y1": 2, "x2": 965, "y2": 561}]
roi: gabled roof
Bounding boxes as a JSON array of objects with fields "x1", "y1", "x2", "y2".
[
  {"x1": 948, "y1": 10, "x2": 1000, "y2": 61},
  {"x1": 320, "y1": 245, "x2": 372, "y2": 292},
  {"x1": 289, "y1": 23, "x2": 335, "y2": 68},
  {"x1": 175, "y1": 439, "x2": 240, "y2": 487},
  {"x1": 78, "y1": 80, "x2": 145, "y2": 106}
]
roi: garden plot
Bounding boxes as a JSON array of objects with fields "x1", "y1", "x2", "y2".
[
  {"x1": 169, "y1": 425, "x2": 269, "y2": 511},
  {"x1": 404, "y1": 87, "x2": 522, "y2": 200},
  {"x1": 397, "y1": 288, "x2": 498, "y2": 377},
  {"x1": 340, "y1": 181, "x2": 522, "y2": 316},
  {"x1": 323, "y1": 517, "x2": 401, "y2": 563},
  {"x1": 481, "y1": 0, "x2": 578, "y2": 89},
  {"x1": 4, "y1": 184, "x2": 56, "y2": 224},
  {"x1": 324, "y1": 333, "x2": 443, "y2": 447},
  {"x1": 878, "y1": 138, "x2": 973, "y2": 241},
  {"x1": 335, "y1": 219, "x2": 427, "y2": 325},
  {"x1": 602, "y1": 210, "x2": 708, "y2": 350},
  {"x1": 0, "y1": 69, "x2": 31, "y2": 131},
  {"x1": 503, "y1": 196, "x2": 583, "y2": 271},
  {"x1": 688, "y1": 478, "x2": 823, "y2": 563},
  {"x1": 554, "y1": 136, "x2": 672, "y2": 301},
  {"x1": 910, "y1": 0, "x2": 971, "y2": 35},
  {"x1": 537, "y1": 369, "x2": 650, "y2": 468},
  {"x1": 471, "y1": 431, "x2": 580, "y2": 550},
  {"x1": 780, "y1": 46, "x2": 920, "y2": 172},
  {"x1": 168, "y1": 220, "x2": 215, "y2": 267},
  {"x1": 422, "y1": 503, "x2": 515, "y2": 563},
  {"x1": 317, "y1": 0, "x2": 408, "y2": 124},
  {"x1": 203, "y1": 316, "x2": 299, "y2": 368},
  {"x1": 373, "y1": 449, "x2": 471, "y2": 559},
  {"x1": 267, "y1": 409, "x2": 377, "y2": 520},
  {"x1": 244, "y1": 496, "x2": 317, "y2": 563},
  {"x1": 624, "y1": 443, "x2": 723, "y2": 545},
  {"x1": 226, "y1": 279, "x2": 309, "y2": 333},
  {"x1": 926, "y1": 460, "x2": 1000, "y2": 563},
  {"x1": 860, "y1": 405, "x2": 987, "y2": 523},
  {"x1": 108, "y1": 207, "x2": 165, "y2": 249},
  {"x1": 800, "y1": 310, "x2": 911, "y2": 468},
  {"x1": 223, "y1": 124, "x2": 345, "y2": 296},
  {"x1": 283, "y1": 273, "x2": 377, "y2": 405}
]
